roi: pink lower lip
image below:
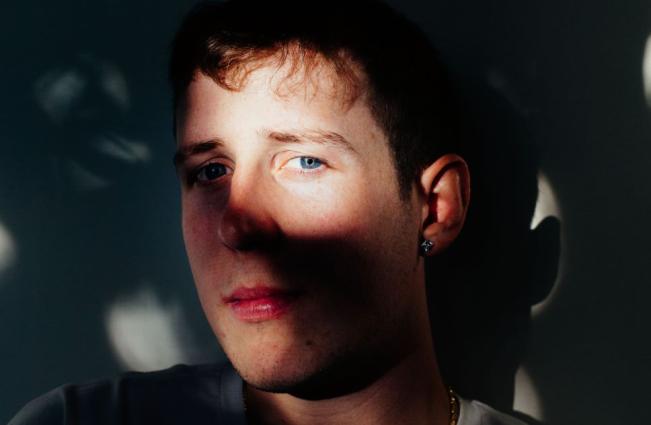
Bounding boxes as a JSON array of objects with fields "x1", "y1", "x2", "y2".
[{"x1": 225, "y1": 289, "x2": 299, "y2": 322}]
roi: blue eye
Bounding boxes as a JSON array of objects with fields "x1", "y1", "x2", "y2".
[
  {"x1": 195, "y1": 163, "x2": 229, "y2": 183},
  {"x1": 285, "y1": 156, "x2": 324, "y2": 172},
  {"x1": 300, "y1": 157, "x2": 322, "y2": 169}
]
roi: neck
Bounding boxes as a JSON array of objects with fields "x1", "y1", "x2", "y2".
[{"x1": 244, "y1": 341, "x2": 450, "y2": 425}]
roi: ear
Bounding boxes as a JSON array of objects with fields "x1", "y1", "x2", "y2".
[{"x1": 419, "y1": 154, "x2": 471, "y2": 255}]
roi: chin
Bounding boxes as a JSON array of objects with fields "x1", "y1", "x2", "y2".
[
  {"x1": 210, "y1": 302, "x2": 342, "y2": 393},
  {"x1": 225, "y1": 337, "x2": 334, "y2": 394},
  {"x1": 226, "y1": 333, "x2": 394, "y2": 400},
  {"x1": 241, "y1": 367, "x2": 317, "y2": 394}
]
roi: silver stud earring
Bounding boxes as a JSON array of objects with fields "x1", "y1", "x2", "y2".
[{"x1": 419, "y1": 239, "x2": 434, "y2": 256}]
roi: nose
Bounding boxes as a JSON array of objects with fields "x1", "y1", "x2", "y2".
[{"x1": 218, "y1": 175, "x2": 282, "y2": 252}]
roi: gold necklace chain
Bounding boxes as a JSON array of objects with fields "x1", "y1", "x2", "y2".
[{"x1": 448, "y1": 386, "x2": 459, "y2": 425}]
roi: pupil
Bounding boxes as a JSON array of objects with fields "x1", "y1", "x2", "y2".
[{"x1": 205, "y1": 163, "x2": 223, "y2": 179}]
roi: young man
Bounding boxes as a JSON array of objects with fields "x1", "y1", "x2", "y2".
[{"x1": 10, "y1": 1, "x2": 528, "y2": 424}]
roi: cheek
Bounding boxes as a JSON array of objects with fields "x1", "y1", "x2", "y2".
[
  {"x1": 181, "y1": 196, "x2": 223, "y2": 274},
  {"x1": 181, "y1": 202, "x2": 230, "y2": 323},
  {"x1": 278, "y1": 180, "x2": 410, "y2": 297},
  {"x1": 182, "y1": 205, "x2": 204, "y2": 257},
  {"x1": 295, "y1": 177, "x2": 417, "y2": 274},
  {"x1": 279, "y1": 177, "x2": 376, "y2": 240}
]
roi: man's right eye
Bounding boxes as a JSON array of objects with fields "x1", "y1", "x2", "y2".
[{"x1": 192, "y1": 162, "x2": 231, "y2": 185}]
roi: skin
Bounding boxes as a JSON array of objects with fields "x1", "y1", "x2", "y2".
[{"x1": 175, "y1": 59, "x2": 470, "y2": 425}]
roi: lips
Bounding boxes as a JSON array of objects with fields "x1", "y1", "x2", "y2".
[{"x1": 223, "y1": 287, "x2": 300, "y2": 322}]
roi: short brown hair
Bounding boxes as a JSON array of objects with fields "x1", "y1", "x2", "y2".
[{"x1": 170, "y1": 0, "x2": 461, "y2": 199}]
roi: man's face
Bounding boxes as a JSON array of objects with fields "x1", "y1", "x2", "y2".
[{"x1": 176, "y1": 62, "x2": 427, "y2": 393}]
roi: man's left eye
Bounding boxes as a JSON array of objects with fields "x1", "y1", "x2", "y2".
[{"x1": 285, "y1": 156, "x2": 324, "y2": 171}]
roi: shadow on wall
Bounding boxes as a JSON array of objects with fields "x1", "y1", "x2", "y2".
[
  {"x1": 29, "y1": 52, "x2": 220, "y2": 371},
  {"x1": 427, "y1": 78, "x2": 561, "y2": 424}
]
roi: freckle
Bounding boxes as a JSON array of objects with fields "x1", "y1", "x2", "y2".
[{"x1": 305, "y1": 340, "x2": 314, "y2": 347}]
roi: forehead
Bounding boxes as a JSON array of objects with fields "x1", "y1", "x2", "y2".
[{"x1": 176, "y1": 61, "x2": 388, "y2": 157}]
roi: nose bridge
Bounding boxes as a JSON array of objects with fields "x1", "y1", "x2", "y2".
[{"x1": 218, "y1": 169, "x2": 279, "y2": 251}]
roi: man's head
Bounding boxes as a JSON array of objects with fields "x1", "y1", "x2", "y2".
[{"x1": 170, "y1": 0, "x2": 470, "y2": 398}]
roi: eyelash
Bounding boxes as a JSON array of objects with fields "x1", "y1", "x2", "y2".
[{"x1": 187, "y1": 155, "x2": 326, "y2": 187}]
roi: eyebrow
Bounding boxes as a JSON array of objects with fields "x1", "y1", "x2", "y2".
[
  {"x1": 265, "y1": 129, "x2": 357, "y2": 154},
  {"x1": 173, "y1": 129, "x2": 356, "y2": 168},
  {"x1": 173, "y1": 139, "x2": 225, "y2": 168}
]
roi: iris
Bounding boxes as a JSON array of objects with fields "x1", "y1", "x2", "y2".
[{"x1": 300, "y1": 157, "x2": 322, "y2": 169}]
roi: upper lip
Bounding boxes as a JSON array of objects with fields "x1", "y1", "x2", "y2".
[{"x1": 223, "y1": 286, "x2": 300, "y2": 303}]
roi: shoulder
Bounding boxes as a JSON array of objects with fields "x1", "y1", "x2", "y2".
[
  {"x1": 458, "y1": 397, "x2": 530, "y2": 425},
  {"x1": 8, "y1": 362, "x2": 245, "y2": 425},
  {"x1": 8, "y1": 385, "x2": 66, "y2": 425}
]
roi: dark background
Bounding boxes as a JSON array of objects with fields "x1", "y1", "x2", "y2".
[{"x1": 1, "y1": 1, "x2": 649, "y2": 424}]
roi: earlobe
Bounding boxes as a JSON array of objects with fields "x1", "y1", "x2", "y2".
[{"x1": 419, "y1": 154, "x2": 470, "y2": 255}]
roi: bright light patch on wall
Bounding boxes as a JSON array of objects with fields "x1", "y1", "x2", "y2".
[
  {"x1": 512, "y1": 174, "x2": 564, "y2": 421},
  {"x1": 514, "y1": 366, "x2": 543, "y2": 421},
  {"x1": 98, "y1": 61, "x2": 130, "y2": 110},
  {"x1": 0, "y1": 220, "x2": 16, "y2": 276},
  {"x1": 34, "y1": 69, "x2": 87, "y2": 124},
  {"x1": 94, "y1": 135, "x2": 151, "y2": 164},
  {"x1": 530, "y1": 172, "x2": 564, "y2": 317},
  {"x1": 530, "y1": 173, "x2": 561, "y2": 230},
  {"x1": 34, "y1": 56, "x2": 130, "y2": 126},
  {"x1": 106, "y1": 286, "x2": 191, "y2": 372},
  {"x1": 67, "y1": 159, "x2": 112, "y2": 191},
  {"x1": 643, "y1": 33, "x2": 651, "y2": 108}
]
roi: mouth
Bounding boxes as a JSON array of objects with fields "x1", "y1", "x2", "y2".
[{"x1": 223, "y1": 286, "x2": 302, "y2": 323}]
